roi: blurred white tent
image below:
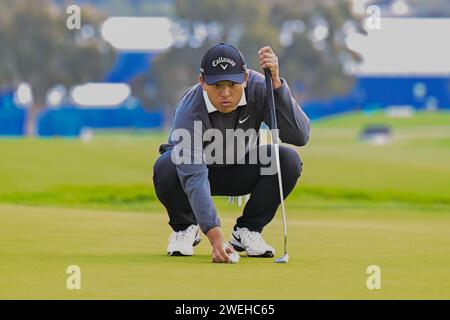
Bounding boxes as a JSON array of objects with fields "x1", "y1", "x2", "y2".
[{"x1": 346, "y1": 18, "x2": 450, "y2": 75}]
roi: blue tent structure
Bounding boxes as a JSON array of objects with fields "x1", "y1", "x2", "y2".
[
  {"x1": 37, "y1": 105, "x2": 163, "y2": 137},
  {"x1": 0, "y1": 92, "x2": 26, "y2": 136},
  {"x1": 0, "y1": 52, "x2": 163, "y2": 137},
  {"x1": 302, "y1": 76, "x2": 450, "y2": 120},
  {"x1": 36, "y1": 52, "x2": 163, "y2": 137},
  {"x1": 2, "y1": 50, "x2": 449, "y2": 137},
  {"x1": 355, "y1": 76, "x2": 450, "y2": 110},
  {"x1": 105, "y1": 52, "x2": 155, "y2": 83}
]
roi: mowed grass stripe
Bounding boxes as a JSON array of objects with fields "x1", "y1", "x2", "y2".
[{"x1": 1, "y1": 204, "x2": 449, "y2": 299}]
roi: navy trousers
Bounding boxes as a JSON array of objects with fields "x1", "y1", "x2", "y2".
[{"x1": 153, "y1": 145, "x2": 302, "y2": 233}]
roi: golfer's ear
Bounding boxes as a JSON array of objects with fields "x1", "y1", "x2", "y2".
[
  {"x1": 199, "y1": 74, "x2": 206, "y2": 90},
  {"x1": 243, "y1": 71, "x2": 249, "y2": 88}
]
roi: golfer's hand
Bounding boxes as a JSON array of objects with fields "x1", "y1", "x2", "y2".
[
  {"x1": 212, "y1": 243, "x2": 234, "y2": 263},
  {"x1": 207, "y1": 227, "x2": 231, "y2": 263},
  {"x1": 258, "y1": 46, "x2": 282, "y2": 89}
]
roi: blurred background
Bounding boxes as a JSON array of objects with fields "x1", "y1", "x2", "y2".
[
  {"x1": 0, "y1": 0, "x2": 450, "y2": 299},
  {"x1": 0, "y1": 0, "x2": 448, "y2": 137}
]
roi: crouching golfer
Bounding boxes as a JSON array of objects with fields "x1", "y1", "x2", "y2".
[{"x1": 153, "y1": 42, "x2": 310, "y2": 263}]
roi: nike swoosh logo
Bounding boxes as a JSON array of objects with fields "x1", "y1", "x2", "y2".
[
  {"x1": 220, "y1": 64, "x2": 228, "y2": 70},
  {"x1": 238, "y1": 115, "x2": 250, "y2": 124},
  {"x1": 232, "y1": 233, "x2": 241, "y2": 243}
]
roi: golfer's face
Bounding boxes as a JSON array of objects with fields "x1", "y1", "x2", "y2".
[{"x1": 201, "y1": 79, "x2": 246, "y2": 113}]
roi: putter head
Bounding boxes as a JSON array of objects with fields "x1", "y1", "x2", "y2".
[{"x1": 274, "y1": 253, "x2": 289, "y2": 264}]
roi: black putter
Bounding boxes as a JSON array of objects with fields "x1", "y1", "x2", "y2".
[{"x1": 264, "y1": 68, "x2": 289, "y2": 264}]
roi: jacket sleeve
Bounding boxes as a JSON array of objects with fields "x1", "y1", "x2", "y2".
[
  {"x1": 263, "y1": 79, "x2": 311, "y2": 146},
  {"x1": 169, "y1": 110, "x2": 220, "y2": 235}
]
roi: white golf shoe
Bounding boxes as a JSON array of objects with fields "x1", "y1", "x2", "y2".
[
  {"x1": 167, "y1": 224, "x2": 202, "y2": 256},
  {"x1": 229, "y1": 227, "x2": 275, "y2": 257}
]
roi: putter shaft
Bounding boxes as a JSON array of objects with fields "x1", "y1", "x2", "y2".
[{"x1": 264, "y1": 68, "x2": 289, "y2": 261}]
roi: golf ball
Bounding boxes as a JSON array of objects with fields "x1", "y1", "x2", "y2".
[
  {"x1": 228, "y1": 251, "x2": 240, "y2": 264},
  {"x1": 223, "y1": 244, "x2": 240, "y2": 264}
]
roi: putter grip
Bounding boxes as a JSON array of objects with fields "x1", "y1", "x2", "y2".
[{"x1": 264, "y1": 68, "x2": 279, "y2": 143}]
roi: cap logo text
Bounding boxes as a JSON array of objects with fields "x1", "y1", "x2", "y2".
[{"x1": 212, "y1": 56, "x2": 237, "y2": 69}]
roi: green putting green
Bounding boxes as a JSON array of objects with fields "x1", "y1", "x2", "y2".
[{"x1": 0, "y1": 111, "x2": 449, "y2": 299}]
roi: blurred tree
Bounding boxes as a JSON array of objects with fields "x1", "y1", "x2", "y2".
[
  {"x1": 0, "y1": 0, "x2": 115, "y2": 136},
  {"x1": 270, "y1": 0, "x2": 363, "y2": 99},
  {"x1": 130, "y1": 71, "x2": 160, "y2": 109},
  {"x1": 149, "y1": 0, "x2": 279, "y2": 128},
  {"x1": 147, "y1": 0, "x2": 362, "y2": 128}
]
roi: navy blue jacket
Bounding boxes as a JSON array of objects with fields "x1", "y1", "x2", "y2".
[{"x1": 160, "y1": 69, "x2": 310, "y2": 234}]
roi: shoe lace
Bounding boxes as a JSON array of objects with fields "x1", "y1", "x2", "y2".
[
  {"x1": 240, "y1": 229, "x2": 266, "y2": 248},
  {"x1": 174, "y1": 225, "x2": 196, "y2": 242}
]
